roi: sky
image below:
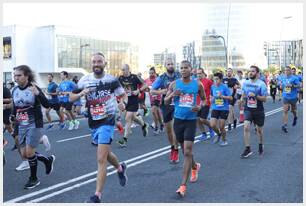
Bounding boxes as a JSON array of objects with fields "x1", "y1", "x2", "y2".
[{"x1": 2, "y1": 3, "x2": 303, "y2": 70}]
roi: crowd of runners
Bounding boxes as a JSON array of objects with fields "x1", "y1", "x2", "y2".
[{"x1": 3, "y1": 52, "x2": 303, "y2": 202}]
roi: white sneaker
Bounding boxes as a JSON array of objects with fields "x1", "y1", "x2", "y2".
[
  {"x1": 74, "y1": 120, "x2": 80, "y2": 130},
  {"x1": 68, "y1": 121, "x2": 74, "y2": 130},
  {"x1": 131, "y1": 123, "x2": 137, "y2": 128},
  {"x1": 16, "y1": 161, "x2": 30, "y2": 171},
  {"x1": 40, "y1": 135, "x2": 51, "y2": 151}
]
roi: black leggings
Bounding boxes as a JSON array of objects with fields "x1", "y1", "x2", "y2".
[{"x1": 270, "y1": 88, "x2": 277, "y2": 101}]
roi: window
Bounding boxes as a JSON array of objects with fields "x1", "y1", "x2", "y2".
[{"x1": 3, "y1": 37, "x2": 12, "y2": 59}]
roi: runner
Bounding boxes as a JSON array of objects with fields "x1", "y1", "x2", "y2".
[
  {"x1": 269, "y1": 74, "x2": 278, "y2": 103},
  {"x1": 151, "y1": 58, "x2": 180, "y2": 163},
  {"x1": 223, "y1": 68, "x2": 239, "y2": 130},
  {"x1": 210, "y1": 72, "x2": 233, "y2": 146},
  {"x1": 164, "y1": 60, "x2": 205, "y2": 197},
  {"x1": 137, "y1": 72, "x2": 149, "y2": 117},
  {"x1": 276, "y1": 70, "x2": 284, "y2": 101},
  {"x1": 145, "y1": 67, "x2": 164, "y2": 134},
  {"x1": 240, "y1": 65, "x2": 267, "y2": 158},
  {"x1": 69, "y1": 52, "x2": 128, "y2": 203},
  {"x1": 236, "y1": 70, "x2": 246, "y2": 122},
  {"x1": 58, "y1": 71, "x2": 80, "y2": 130},
  {"x1": 196, "y1": 68, "x2": 216, "y2": 141},
  {"x1": 117, "y1": 64, "x2": 148, "y2": 147},
  {"x1": 280, "y1": 66, "x2": 300, "y2": 133},
  {"x1": 72, "y1": 76, "x2": 83, "y2": 116},
  {"x1": 45, "y1": 74, "x2": 66, "y2": 130},
  {"x1": 292, "y1": 68, "x2": 303, "y2": 104},
  {"x1": 12, "y1": 65, "x2": 55, "y2": 189}
]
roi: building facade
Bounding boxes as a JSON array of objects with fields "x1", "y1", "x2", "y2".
[
  {"x1": 264, "y1": 40, "x2": 303, "y2": 69},
  {"x1": 1, "y1": 25, "x2": 139, "y2": 87}
]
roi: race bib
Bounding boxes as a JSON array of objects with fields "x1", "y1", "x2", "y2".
[
  {"x1": 247, "y1": 92, "x2": 257, "y2": 108},
  {"x1": 90, "y1": 104, "x2": 107, "y2": 120},
  {"x1": 215, "y1": 98, "x2": 224, "y2": 107},
  {"x1": 16, "y1": 112, "x2": 30, "y2": 126},
  {"x1": 179, "y1": 94, "x2": 194, "y2": 107},
  {"x1": 271, "y1": 85, "x2": 276, "y2": 89},
  {"x1": 285, "y1": 86, "x2": 292, "y2": 93}
]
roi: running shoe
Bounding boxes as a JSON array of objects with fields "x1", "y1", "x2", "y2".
[
  {"x1": 169, "y1": 148, "x2": 174, "y2": 163},
  {"x1": 150, "y1": 122, "x2": 155, "y2": 129},
  {"x1": 131, "y1": 123, "x2": 137, "y2": 128},
  {"x1": 209, "y1": 128, "x2": 216, "y2": 139},
  {"x1": 117, "y1": 162, "x2": 128, "y2": 186},
  {"x1": 68, "y1": 121, "x2": 74, "y2": 130},
  {"x1": 176, "y1": 185, "x2": 187, "y2": 197},
  {"x1": 24, "y1": 177, "x2": 40, "y2": 189},
  {"x1": 219, "y1": 140, "x2": 228, "y2": 147},
  {"x1": 292, "y1": 117, "x2": 298, "y2": 126},
  {"x1": 240, "y1": 147, "x2": 253, "y2": 159},
  {"x1": 258, "y1": 144, "x2": 264, "y2": 156},
  {"x1": 142, "y1": 122, "x2": 148, "y2": 137},
  {"x1": 86, "y1": 195, "x2": 101, "y2": 203},
  {"x1": 144, "y1": 108, "x2": 150, "y2": 117},
  {"x1": 117, "y1": 138, "x2": 127, "y2": 147},
  {"x1": 41, "y1": 135, "x2": 51, "y2": 151},
  {"x1": 153, "y1": 127, "x2": 159, "y2": 135},
  {"x1": 45, "y1": 155, "x2": 55, "y2": 175},
  {"x1": 46, "y1": 123, "x2": 54, "y2": 131},
  {"x1": 91, "y1": 140, "x2": 98, "y2": 146},
  {"x1": 172, "y1": 149, "x2": 179, "y2": 164},
  {"x1": 199, "y1": 132, "x2": 208, "y2": 141},
  {"x1": 16, "y1": 161, "x2": 30, "y2": 171},
  {"x1": 282, "y1": 125, "x2": 288, "y2": 133},
  {"x1": 190, "y1": 163, "x2": 201, "y2": 183},
  {"x1": 74, "y1": 120, "x2": 80, "y2": 130},
  {"x1": 59, "y1": 122, "x2": 66, "y2": 130},
  {"x1": 212, "y1": 134, "x2": 221, "y2": 144}
]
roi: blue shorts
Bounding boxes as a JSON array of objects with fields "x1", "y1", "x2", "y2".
[
  {"x1": 73, "y1": 100, "x2": 82, "y2": 106},
  {"x1": 91, "y1": 125, "x2": 115, "y2": 145}
]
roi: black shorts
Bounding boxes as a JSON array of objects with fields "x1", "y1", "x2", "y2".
[
  {"x1": 244, "y1": 109, "x2": 265, "y2": 127},
  {"x1": 3, "y1": 109, "x2": 11, "y2": 125},
  {"x1": 60, "y1": 102, "x2": 73, "y2": 111},
  {"x1": 126, "y1": 97, "x2": 139, "y2": 112},
  {"x1": 197, "y1": 105, "x2": 210, "y2": 119},
  {"x1": 49, "y1": 102, "x2": 60, "y2": 111},
  {"x1": 151, "y1": 99, "x2": 161, "y2": 107},
  {"x1": 161, "y1": 104, "x2": 174, "y2": 123},
  {"x1": 173, "y1": 118, "x2": 197, "y2": 143},
  {"x1": 211, "y1": 110, "x2": 229, "y2": 120}
]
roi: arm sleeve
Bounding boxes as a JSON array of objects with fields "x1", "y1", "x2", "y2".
[{"x1": 36, "y1": 86, "x2": 50, "y2": 108}]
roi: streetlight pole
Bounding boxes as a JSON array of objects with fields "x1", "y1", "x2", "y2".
[
  {"x1": 209, "y1": 34, "x2": 228, "y2": 70},
  {"x1": 279, "y1": 16, "x2": 292, "y2": 70},
  {"x1": 79, "y1": 43, "x2": 90, "y2": 68}
]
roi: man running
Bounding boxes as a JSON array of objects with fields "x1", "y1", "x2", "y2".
[
  {"x1": 164, "y1": 60, "x2": 205, "y2": 197},
  {"x1": 269, "y1": 74, "x2": 277, "y2": 103},
  {"x1": 276, "y1": 70, "x2": 284, "y2": 101},
  {"x1": 292, "y1": 68, "x2": 303, "y2": 104},
  {"x1": 240, "y1": 65, "x2": 267, "y2": 158},
  {"x1": 12, "y1": 65, "x2": 55, "y2": 189},
  {"x1": 137, "y1": 72, "x2": 149, "y2": 117},
  {"x1": 45, "y1": 74, "x2": 66, "y2": 130},
  {"x1": 223, "y1": 68, "x2": 239, "y2": 130},
  {"x1": 69, "y1": 52, "x2": 127, "y2": 203},
  {"x1": 58, "y1": 71, "x2": 80, "y2": 130},
  {"x1": 145, "y1": 67, "x2": 164, "y2": 134},
  {"x1": 210, "y1": 72, "x2": 233, "y2": 146},
  {"x1": 117, "y1": 64, "x2": 148, "y2": 147},
  {"x1": 196, "y1": 68, "x2": 215, "y2": 141},
  {"x1": 236, "y1": 70, "x2": 246, "y2": 122},
  {"x1": 280, "y1": 66, "x2": 300, "y2": 133},
  {"x1": 151, "y1": 58, "x2": 180, "y2": 163}
]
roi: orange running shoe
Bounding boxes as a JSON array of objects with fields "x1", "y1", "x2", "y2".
[
  {"x1": 176, "y1": 185, "x2": 186, "y2": 197},
  {"x1": 190, "y1": 162, "x2": 201, "y2": 183}
]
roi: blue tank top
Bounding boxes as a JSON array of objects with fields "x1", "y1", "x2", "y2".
[{"x1": 173, "y1": 79, "x2": 198, "y2": 120}]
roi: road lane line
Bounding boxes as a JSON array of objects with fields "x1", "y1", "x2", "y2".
[{"x1": 5, "y1": 106, "x2": 285, "y2": 203}]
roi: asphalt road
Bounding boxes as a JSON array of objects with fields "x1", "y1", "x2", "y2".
[{"x1": 3, "y1": 99, "x2": 303, "y2": 203}]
